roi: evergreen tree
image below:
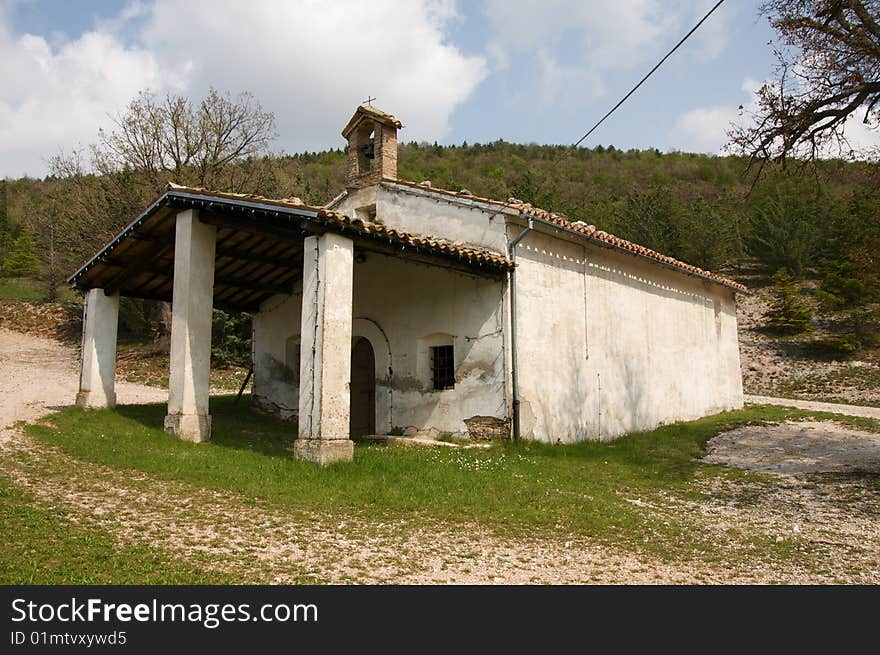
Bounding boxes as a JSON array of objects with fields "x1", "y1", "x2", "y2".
[
  {"x1": 609, "y1": 185, "x2": 681, "y2": 257},
  {"x1": 747, "y1": 177, "x2": 832, "y2": 277},
  {"x1": 676, "y1": 197, "x2": 743, "y2": 271},
  {"x1": 3, "y1": 232, "x2": 40, "y2": 277},
  {"x1": 764, "y1": 268, "x2": 813, "y2": 335}
]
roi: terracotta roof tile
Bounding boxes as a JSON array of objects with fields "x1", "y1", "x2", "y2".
[
  {"x1": 166, "y1": 183, "x2": 512, "y2": 271},
  {"x1": 384, "y1": 179, "x2": 746, "y2": 292}
]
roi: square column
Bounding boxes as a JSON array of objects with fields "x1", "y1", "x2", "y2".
[
  {"x1": 76, "y1": 288, "x2": 119, "y2": 409},
  {"x1": 296, "y1": 232, "x2": 355, "y2": 464},
  {"x1": 164, "y1": 209, "x2": 217, "y2": 443}
]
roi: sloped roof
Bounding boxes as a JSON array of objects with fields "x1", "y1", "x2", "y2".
[
  {"x1": 382, "y1": 179, "x2": 747, "y2": 292},
  {"x1": 157, "y1": 184, "x2": 511, "y2": 270},
  {"x1": 67, "y1": 183, "x2": 513, "y2": 309},
  {"x1": 341, "y1": 105, "x2": 404, "y2": 138}
]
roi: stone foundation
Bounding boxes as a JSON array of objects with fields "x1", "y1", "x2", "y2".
[
  {"x1": 76, "y1": 390, "x2": 116, "y2": 410},
  {"x1": 164, "y1": 413, "x2": 212, "y2": 443},
  {"x1": 464, "y1": 415, "x2": 510, "y2": 441},
  {"x1": 293, "y1": 439, "x2": 354, "y2": 465}
]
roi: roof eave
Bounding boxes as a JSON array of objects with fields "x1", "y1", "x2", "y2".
[
  {"x1": 66, "y1": 189, "x2": 325, "y2": 287},
  {"x1": 509, "y1": 213, "x2": 748, "y2": 293},
  {"x1": 341, "y1": 106, "x2": 403, "y2": 138},
  {"x1": 68, "y1": 187, "x2": 513, "y2": 289}
]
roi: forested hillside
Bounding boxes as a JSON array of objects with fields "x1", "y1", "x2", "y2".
[{"x1": 1, "y1": 141, "x2": 878, "y2": 375}]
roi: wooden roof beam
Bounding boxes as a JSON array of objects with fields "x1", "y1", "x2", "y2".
[
  {"x1": 216, "y1": 244, "x2": 302, "y2": 268},
  {"x1": 198, "y1": 211, "x2": 326, "y2": 242},
  {"x1": 103, "y1": 242, "x2": 174, "y2": 295}
]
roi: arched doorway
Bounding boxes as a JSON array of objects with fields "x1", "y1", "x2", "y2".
[{"x1": 350, "y1": 337, "x2": 376, "y2": 436}]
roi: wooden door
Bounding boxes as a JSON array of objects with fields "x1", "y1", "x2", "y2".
[{"x1": 350, "y1": 337, "x2": 376, "y2": 437}]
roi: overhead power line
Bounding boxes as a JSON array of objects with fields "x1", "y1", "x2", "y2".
[{"x1": 571, "y1": 0, "x2": 727, "y2": 149}]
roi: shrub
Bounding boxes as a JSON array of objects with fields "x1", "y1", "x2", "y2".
[
  {"x1": 805, "y1": 335, "x2": 859, "y2": 359},
  {"x1": 211, "y1": 309, "x2": 252, "y2": 368}
]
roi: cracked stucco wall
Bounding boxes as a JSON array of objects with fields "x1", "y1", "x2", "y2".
[
  {"x1": 513, "y1": 227, "x2": 743, "y2": 443},
  {"x1": 252, "y1": 251, "x2": 508, "y2": 436}
]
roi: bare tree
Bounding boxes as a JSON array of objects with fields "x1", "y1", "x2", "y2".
[
  {"x1": 729, "y1": 0, "x2": 880, "y2": 173},
  {"x1": 25, "y1": 150, "x2": 118, "y2": 301},
  {"x1": 94, "y1": 87, "x2": 278, "y2": 194},
  {"x1": 46, "y1": 88, "x2": 278, "y2": 345}
]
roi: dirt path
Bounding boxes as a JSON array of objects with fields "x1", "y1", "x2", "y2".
[
  {"x1": 745, "y1": 394, "x2": 880, "y2": 420},
  {"x1": 0, "y1": 328, "x2": 165, "y2": 446},
  {"x1": 0, "y1": 328, "x2": 878, "y2": 584}
]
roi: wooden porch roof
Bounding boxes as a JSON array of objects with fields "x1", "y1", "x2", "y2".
[{"x1": 68, "y1": 184, "x2": 514, "y2": 312}]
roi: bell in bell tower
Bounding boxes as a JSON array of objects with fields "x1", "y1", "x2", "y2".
[{"x1": 342, "y1": 104, "x2": 403, "y2": 189}]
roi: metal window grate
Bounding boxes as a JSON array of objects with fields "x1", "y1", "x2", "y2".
[{"x1": 431, "y1": 345, "x2": 455, "y2": 390}]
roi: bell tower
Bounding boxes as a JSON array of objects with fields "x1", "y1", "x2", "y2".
[{"x1": 342, "y1": 105, "x2": 403, "y2": 189}]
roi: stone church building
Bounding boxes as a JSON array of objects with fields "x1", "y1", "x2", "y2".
[{"x1": 68, "y1": 105, "x2": 745, "y2": 464}]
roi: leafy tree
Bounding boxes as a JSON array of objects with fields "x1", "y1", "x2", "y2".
[
  {"x1": 765, "y1": 268, "x2": 814, "y2": 334},
  {"x1": 211, "y1": 310, "x2": 252, "y2": 368},
  {"x1": 676, "y1": 197, "x2": 743, "y2": 270},
  {"x1": 3, "y1": 231, "x2": 40, "y2": 277},
  {"x1": 45, "y1": 87, "x2": 278, "y2": 347},
  {"x1": 609, "y1": 185, "x2": 682, "y2": 256},
  {"x1": 0, "y1": 180, "x2": 17, "y2": 266},
  {"x1": 729, "y1": 0, "x2": 880, "y2": 170},
  {"x1": 0, "y1": 180, "x2": 7, "y2": 244}
]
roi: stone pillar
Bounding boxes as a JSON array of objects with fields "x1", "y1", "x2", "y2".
[
  {"x1": 76, "y1": 288, "x2": 119, "y2": 409},
  {"x1": 164, "y1": 209, "x2": 216, "y2": 443},
  {"x1": 296, "y1": 232, "x2": 354, "y2": 464}
]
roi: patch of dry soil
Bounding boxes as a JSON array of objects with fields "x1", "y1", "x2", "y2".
[
  {"x1": 689, "y1": 420, "x2": 880, "y2": 584},
  {"x1": 704, "y1": 420, "x2": 880, "y2": 474}
]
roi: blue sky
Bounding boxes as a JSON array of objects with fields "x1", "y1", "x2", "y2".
[{"x1": 1, "y1": 1, "x2": 785, "y2": 177}]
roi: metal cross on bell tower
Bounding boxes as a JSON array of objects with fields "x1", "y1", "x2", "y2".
[{"x1": 363, "y1": 95, "x2": 376, "y2": 107}]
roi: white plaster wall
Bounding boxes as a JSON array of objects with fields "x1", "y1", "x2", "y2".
[
  {"x1": 252, "y1": 252, "x2": 508, "y2": 436},
  {"x1": 252, "y1": 283, "x2": 303, "y2": 420},
  {"x1": 514, "y1": 228, "x2": 743, "y2": 443},
  {"x1": 333, "y1": 185, "x2": 509, "y2": 253},
  {"x1": 332, "y1": 186, "x2": 377, "y2": 218},
  {"x1": 260, "y1": 184, "x2": 744, "y2": 442},
  {"x1": 353, "y1": 252, "x2": 507, "y2": 436}
]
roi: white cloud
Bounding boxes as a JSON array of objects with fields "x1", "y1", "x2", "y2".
[
  {"x1": 481, "y1": 0, "x2": 732, "y2": 105},
  {"x1": 484, "y1": 0, "x2": 670, "y2": 73},
  {"x1": 669, "y1": 104, "x2": 741, "y2": 154},
  {"x1": 668, "y1": 78, "x2": 757, "y2": 153},
  {"x1": 0, "y1": 4, "x2": 166, "y2": 177},
  {"x1": 670, "y1": 77, "x2": 880, "y2": 157},
  {"x1": 143, "y1": 0, "x2": 485, "y2": 151},
  {"x1": 688, "y1": 0, "x2": 736, "y2": 60},
  {"x1": 0, "y1": 0, "x2": 486, "y2": 177}
]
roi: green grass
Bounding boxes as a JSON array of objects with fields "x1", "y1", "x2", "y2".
[
  {"x1": 0, "y1": 475, "x2": 238, "y2": 584},
  {"x1": 0, "y1": 276, "x2": 49, "y2": 302},
  {"x1": 27, "y1": 397, "x2": 876, "y2": 560},
  {"x1": 0, "y1": 276, "x2": 79, "y2": 303}
]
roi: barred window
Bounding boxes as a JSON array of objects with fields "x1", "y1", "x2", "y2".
[{"x1": 431, "y1": 345, "x2": 455, "y2": 390}]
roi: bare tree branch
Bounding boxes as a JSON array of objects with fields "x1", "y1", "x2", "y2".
[{"x1": 728, "y1": 1, "x2": 880, "y2": 175}]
